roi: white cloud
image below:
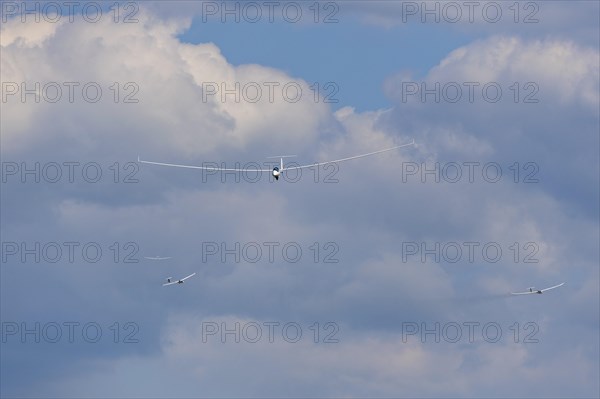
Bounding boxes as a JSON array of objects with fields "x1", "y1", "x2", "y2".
[
  {"x1": 348, "y1": 1, "x2": 599, "y2": 45},
  {"x1": 385, "y1": 36, "x2": 599, "y2": 110},
  {"x1": 1, "y1": 5, "x2": 598, "y2": 399},
  {"x1": 428, "y1": 36, "x2": 599, "y2": 109},
  {"x1": 1, "y1": 12, "x2": 334, "y2": 157}
]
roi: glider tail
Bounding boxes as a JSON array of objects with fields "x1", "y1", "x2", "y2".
[{"x1": 266, "y1": 155, "x2": 297, "y2": 171}]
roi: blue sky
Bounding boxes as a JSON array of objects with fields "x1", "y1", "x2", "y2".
[
  {"x1": 1, "y1": 1, "x2": 599, "y2": 398},
  {"x1": 179, "y1": 12, "x2": 472, "y2": 110}
]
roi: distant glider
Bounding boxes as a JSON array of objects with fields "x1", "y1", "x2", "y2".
[
  {"x1": 138, "y1": 139, "x2": 415, "y2": 180},
  {"x1": 162, "y1": 273, "x2": 196, "y2": 286},
  {"x1": 511, "y1": 282, "x2": 565, "y2": 295},
  {"x1": 144, "y1": 256, "x2": 172, "y2": 261}
]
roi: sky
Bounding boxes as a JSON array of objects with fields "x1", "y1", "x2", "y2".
[{"x1": 1, "y1": 1, "x2": 599, "y2": 398}]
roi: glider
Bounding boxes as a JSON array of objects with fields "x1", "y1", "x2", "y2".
[
  {"x1": 511, "y1": 282, "x2": 565, "y2": 295},
  {"x1": 138, "y1": 139, "x2": 415, "y2": 180},
  {"x1": 144, "y1": 256, "x2": 172, "y2": 261},
  {"x1": 162, "y1": 273, "x2": 196, "y2": 286}
]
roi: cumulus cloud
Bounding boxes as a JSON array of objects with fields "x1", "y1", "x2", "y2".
[
  {"x1": 382, "y1": 34, "x2": 599, "y2": 219},
  {"x1": 429, "y1": 36, "x2": 599, "y2": 109},
  {"x1": 347, "y1": 0, "x2": 599, "y2": 45},
  {"x1": 1, "y1": 4, "x2": 598, "y2": 399},
  {"x1": 1, "y1": 10, "x2": 335, "y2": 158}
]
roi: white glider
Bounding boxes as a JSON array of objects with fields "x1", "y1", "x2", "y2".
[
  {"x1": 511, "y1": 282, "x2": 565, "y2": 295},
  {"x1": 162, "y1": 273, "x2": 196, "y2": 286},
  {"x1": 138, "y1": 139, "x2": 415, "y2": 180},
  {"x1": 144, "y1": 256, "x2": 172, "y2": 261}
]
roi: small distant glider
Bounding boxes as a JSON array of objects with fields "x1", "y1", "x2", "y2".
[
  {"x1": 138, "y1": 139, "x2": 415, "y2": 181},
  {"x1": 511, "y1": 282, "x2": 565, "y2": 295},
  {"x1": 162, "y1": 273, "x2": 196, "y2": 286},
  {"x1": 144, "y1": 256, "x2": 172, "y2": 261}
]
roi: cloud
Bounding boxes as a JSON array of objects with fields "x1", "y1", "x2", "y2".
[
  {"x1": 1, "y1": 10, "x2": 335, "y2": 158},
  {"x1": 347, "y1": 1, "x2": 599, "y2": 45},
  {"x1": 1, "y1": 5, "x2": 598, "y2": 399},
  {"x1": 382, "y1": 35, "x2": 599, "y2": 219}
]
